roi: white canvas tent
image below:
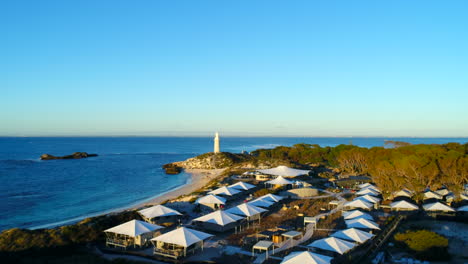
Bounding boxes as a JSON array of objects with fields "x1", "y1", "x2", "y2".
[
  {"x1": 355, "y1": 195, "x2": 381, "y2": 204},
  {"x1": 195, "y1": 194, "x2": 226, "y2": 210},
  {"x1": 226, "y1": 203, "x2": 267, "y2": 222},
  {"x1": 435, "y1": 189, "x2": 450, "y2": 196},
  {"x1": 193, "y1": 210, "x2": 244, "y2": 232},
  {"x1": 423, "y1": 202, "x2": 455, "y2": 212},
  {"x1": 457, "y1": 205, "x2": 468, "y2": 212},
  {"x1": 424, "y1": 191, "x2": 443, "y2": 200},
  {"x1": 361, "y1": 185, "x2": 381, "y2": 193},
  {"x1": 248, "y1": 198, "x2": 275, "y2": 208},
  {"x1": 342, "y1": 210, "x2": 373, "y2": 221},
  {"x1": 151, "y1": 227, "x2": 213, "y2": 258},
  {"x1": 208, "y1": 186, "x2": 241, "y2": 197},
  {"x1": 345, "y1": 218, "x2": 380, "y2": 230},
  {"x1": 390, "y1": 200, "x2": 419, "y2": 211},
  {"x1": 307, "y1": 237, "x2": 356, "y2": 255},
  {"x1": 258, "y1": 193, "x2": 284, "y2": 203},
  {"x1": 229, "y1": 181, "x2": 256, "y2": 191},
  {"x1": 331, "y1": 228, "x2": 374, "y2": 243},
  {"x1": 355, "y1": 188, "x2": 380, "y2": 196},
  {"x1": 105, "y1": 220, "x2": 163, "y2": 248},
  {"x1": 393, "y1": 189, "x2": 413, "y2": 198},
  {"x1": 344, "y1": 199, "x2": 374, "y2": 210},
  {"x1": 138, "y1": 205, "x2": 182, "y2": 224},
  {"x1": 266, "y1": 176, "x2": 293, "y2": 186},
  {"x1": 257, "y1": 166, "x2": 310, "y2": 178},
  {"x1": 358, "y1": 183, "x2": 373, "y2": 189},
  {"x1": 281, "y1": 251, "x2": 333, "y2": 264}
]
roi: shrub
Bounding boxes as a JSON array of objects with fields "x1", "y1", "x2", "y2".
[{"x1": 394, "y1": 229, "x2": 450, "y2": 261}]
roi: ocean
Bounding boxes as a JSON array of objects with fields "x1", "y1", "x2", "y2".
[{"x1": 0, "y1": 137, "x2": 466, "y2": 231}]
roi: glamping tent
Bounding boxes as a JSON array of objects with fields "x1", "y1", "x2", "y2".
[
  {"x1": 360, "y1": 185, "x2": 381, "y2": 193},
  {"x1": 226, "y1": 203, "x2": 267, "y2": 223},
  {"x1": 342, "y1": 210, "x2": 373, "y2": 221},
  {"x1": 358, "y1": 183, "x2": 373, "y2": 189},
  {"x1": 345, "y1": 218, "x2": 380, "y2": 230},
  {"x1": 229, "y1": 181, "x2": 256, "y2": 191},
  {"x1": 258, "y1": 193, "x2": 284, "y2": 203},
  {"x1": 248, "y1": 198, "x2": 275, "y2": 208},
  {"x1": 257, "y1": 165, "x2": 310, "y2": 178},
  {"x1": 435, "y1": 188, "x2": 451, "y2": 196},
  {"x1": 331, "y1": 228, "x2": 374, "y2": 244},
  {"x1": 308, "y1": 237, "x2": 356, "y2": 255},
  {"x1": 104, "y1": 220, "x2": 163, "y2": 248},
  {"x1": 461, "y1": 193, "x2": 468, "y2": 200},
  {"x1": 423, "y1": 191, "x2": 443, "y2": 200},
  {"x1": 152, "y1": 227, "x2": 213, "y2": 259},
  {"x1": 423, "y1": 202, "x2": 455, "y2": 213},
  {"x1": 344, "y1": 200, "x2": 374, "y2": 210},
  {"x1": 192, "y1": 210, "x2": 244, "y2": 232},
  {"x1": 266, "y1": 176, "x2": 293, "y2": 187},
  {"x1": 281, "y1": 251, "x2": 333, "y2": 264},
  {"x1": 392, "y1": 189, "x2": 413, "y2": 198},
  {"x1": 195, "y1": 194, "x2": 226, "y2": 210},
  {"x1": 355, "y1": 188, "x2": 380, "y2": 197},
  {"x1": 138, "y1": 205, "x2": 182, "y2": 224},
  {"x1": 354, "y1": 195, "x2": 381, "y2": 204},
  {"x1": 208, "y1": 186, "x2": 241, "y2": 198},
  {"x1": 390, "y1": 200, "x2": 419, "y2": 211}
]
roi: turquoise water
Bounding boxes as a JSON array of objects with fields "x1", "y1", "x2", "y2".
[{"x1": 0, "y1": 137, "x2": 466, "y2": 231}]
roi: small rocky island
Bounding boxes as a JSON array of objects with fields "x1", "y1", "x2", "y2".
[{"x1": 40, "y1": 152, "x2": 98, "y2": 160}]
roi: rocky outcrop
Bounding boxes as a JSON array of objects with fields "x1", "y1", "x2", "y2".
[
  {"x1": 162, "y1": 163, "x2": 183, "y2": 174},
  {"x1": 40, "y1": 152, "x2": 98, "y2": 160}
]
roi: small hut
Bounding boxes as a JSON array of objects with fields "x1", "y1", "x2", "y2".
[
  {"x1": 104, "y1": 220, "x2": 163, "y2": 248},
  {"x1": 138, "y1": 205, "x2": 182, "y2": 224},
  {"x1": 423, "y1": 202, "x2": 455, "y2": 213},
  {"x1": 226, "y1": 203, "x2": 267, "y2": 223},
  {"x1": 354, "y1": 195, "x2": 381, "y2": 204},
  {"x1": 195, "y1": 194, "x2": 226, "y2": 211},
  {"x1": 192, "y1": 210, "x2": 244, "y2": 232},
  {"x1": 151, "y1": 227, "x2": 213, "y2": 259},
  {"x1": 342, "y1": 210, "x2": 373, "y2": 221},
  {"x1": 257, "y1": 166, "x2": 310, "y2": 178}
]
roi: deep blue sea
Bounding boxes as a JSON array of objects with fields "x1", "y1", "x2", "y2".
[{"x1": 0, "y1": 137, "x2": 466, "y2": 231}]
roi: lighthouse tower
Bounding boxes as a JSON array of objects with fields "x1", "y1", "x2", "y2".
[{"x1": 214, "y1": 132, "x2": 220, "y2": 153}]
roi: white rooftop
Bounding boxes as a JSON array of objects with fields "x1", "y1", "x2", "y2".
[
  {"x1": 193, "y1": 210, "x2": 244, "y2": 226},
  {"x1": 331, "y1": 228, "x2": 374, "y2": 243},
  {"x1": 257, "y1": 166, "x2": 310, "y2": 177},
  {"x1": 424, "y1": 191, "x2": 443, "y2": 200},
  {"x1": 423, "y1": 202, "x2": 455, "y2": 212},
  {"x1": 358, "y1": 183, "x2": 373, "y2": 189},
  {"x1": 342, "y1": 210, "x2": 373, "y2": 220},
  {"x1": 345, "y1": 218, "x2": 380, "y2": 230},
  {"x1": 151, "y1": 227, "x2": 213, "y2": 247},
  {"x1": 356, "y1": 188, "x2": 380, "y2": 196},
  {"x1": 344, "y1": 199, "x2": 373, "y2": 210},
  {"x1": 195, "y1": 194, "x2": 226, "y2": 205},
  {"x1": 104, "y1": 219, "x2": 163, "y2": 237},
  {"x1": 138, "y1": 205, "x2": 182, "y2": 219},
  {"x1": 281, "y1": 251, "x2": 333, "y2": 264},
  {"x1": 354, "y1": 195, "x2": 381, "y2": 204},
  {"x1": 458, "y1": 205, "x2": 468, "y2": 212},
  {"x1": 390, "y1": 200, "x2": 419, "y2": 210},
  {"x1": 258, "y1": 193, "x2": 284, "y2": 202},
  {"x1": 307, "y1": 237, "x2": 356, "y2": 254},
  {"x1": 393, "y1": 189, "x2": 413, "y2": 198},
  {"x1": 226, "y1": 203, "x2": 267, "y2": 217},
  {"x1": 248, "y1": 199, "x2": 274, "y2": 208},
  {"x1": 266, "y1": 176, "x2": 294, "y2": 185},
  {"x1": 229, "y1": 181, "x2": 256, "y2": 190},
  {"x1": 208, "y1": 186, "x2": 241, "y2": 196},
  {"x1": 361, "y1": 185, "x2": 381, "y2": 193}
]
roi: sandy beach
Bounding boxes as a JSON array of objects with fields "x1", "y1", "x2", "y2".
[{"x1": 131, "y1": 168, "x2": 225, "y2": 209}]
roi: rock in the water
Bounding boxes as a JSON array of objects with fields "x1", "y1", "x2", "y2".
[
  {"x1": 162, "y1": 163, "x2": 183, "y2": 174},
  {"x1": 40, "y1": 152, "x2": 98, "y2": 160}
]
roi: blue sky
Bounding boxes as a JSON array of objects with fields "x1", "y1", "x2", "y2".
[{"x1": 1, "y1": 0, "x2": 467, "y2": 137}]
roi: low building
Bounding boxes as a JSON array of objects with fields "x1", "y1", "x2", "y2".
[
  {"x1": 138, "y1": 205, "x2": 182, "y2": 225},
  {"x1": 104, "y1": 220, "x2": 163, "y2": 248},
  {"x1": 151, "y1": 227, "x2": 213, "y2": 259},
  {"x1": 192, "y1": 210, "x2": 244, "y2": 232}
]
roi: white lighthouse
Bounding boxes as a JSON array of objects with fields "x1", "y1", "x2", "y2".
[{"x1": 214, "y1": 132, "x2": 220, "y2": 153}]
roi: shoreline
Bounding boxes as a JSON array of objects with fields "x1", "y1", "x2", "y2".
[{"x1": 29, "y1": 168, "x2": 224, "y2": 230}]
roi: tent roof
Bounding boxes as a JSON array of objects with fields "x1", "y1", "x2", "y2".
[
  {"x1": 424, "y1": 191, "x2": 443, "y2": 200},
  {"x1": 266, "y1": 176, "x2": 293, "y2": 185},
  {"x1": 151, "y1": 227, "x2": 213, "y2": 247},
  {"x1": 344, "y1": 199, "x2": 373, "y2": 209},
  {"x1": 361, "y1": 185, "x2": 381, "y2": 193},
  {"x1": 258, "y1": 193, "x2": 284, "y2": 202},
  {"x1": 226, "y1": 203, "x2": 267, "y2": 217},
  {"x1": 193, "y1": 210, "x2": 244, "y2": 226},
  {"x1": 257, "y1": 166, "x2": 310, "y2": 177},
  {"x1": 307, "y1": 237, "x2": 356, "y2": 254},
  {"x1": 390, "y1": 200, "x2": 419, "y2": 210},
  {"x1": 342, "y1": 210, "x2": 373, "y2": 220},
  {"x1": 138, "y1": 205, "x2": 182, "y2": 219},
  {"x1": 104, "y1": 220, "x2": 163, "y2": 237},
  {"x1": 345, "y1": 218, "x2": 380, "y2": 230},
  {"x1": 355, "y1": 188, "x2": 380, "y2": 196},
  {"x1": 195, "y1": 194, "x2": 226, "y2": 205},
  {"x1": 393, "y1": 189, "x2": 413, "y2": 198},
  {"x1": 457, "y1": 205, "x2": 468, "y2": 212},
  {"x1": 461, "y1": 193, "x2": 468, "y2": 200},
  {"x1": 423, "y1": 202, "x2": 455, "y2": 212},
  {"x1": 358, "y1": 183, "x2": 373, "y2": 189},
  {"x1": 435, "y1": 189, "x2": 450, "y2": 196},
  {"x1": 229, "y1": 181, "x2": 256, "y2": 190},
  {"x1": 281, "y1": 251, "x2": 333, "y2": 264},
  {"x1": 248, "y1": 199, "x2": 274, "y2": 208},
  {"x1": 331, "y1": 228, "x2": 374, "y2": 243},
  {"x1": 355, "y1": 195, "x2": 381, "y2": 204},
  {"x1": 208, "y1": 186, "x2": 241, "y2": 196}
]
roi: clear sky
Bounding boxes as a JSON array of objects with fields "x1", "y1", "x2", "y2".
[{"x1": 1, "y1": 0, "x2": 467, "y2": 137}]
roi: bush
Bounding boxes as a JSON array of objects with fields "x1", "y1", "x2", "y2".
[
  {"x1": 253, "y1": 188, "x2": 272, "y2": 197},
  {"x1": 394, "y1": 230, "x2": 450, "y2": 261}
]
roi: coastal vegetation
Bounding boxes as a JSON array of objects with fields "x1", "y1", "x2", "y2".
[{"x1": 394, "y1": 229, "x2": 450, "y2": 260}]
